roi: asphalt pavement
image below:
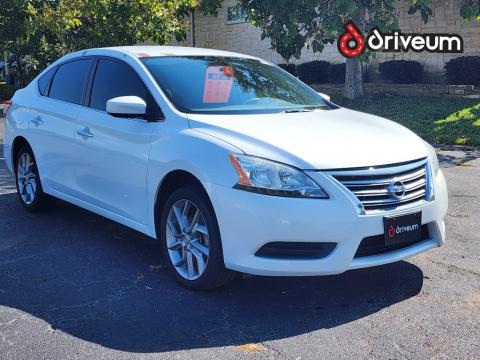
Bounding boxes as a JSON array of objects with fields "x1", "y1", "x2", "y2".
[{"x1": 0, "y1": 119, "x2": 479, "y2": 359}]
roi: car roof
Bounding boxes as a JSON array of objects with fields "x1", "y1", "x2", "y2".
[
  {"x1": 36, "y1": 46, "x2": 267, "y2": 87},
  {"x1": 110, "y1": 46, "x2": 259, "y2": 59},
  {"x1": 63, "y1": 46, "x2": 261, "y2": 62}
]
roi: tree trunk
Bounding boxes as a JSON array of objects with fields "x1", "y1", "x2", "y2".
[
  {"x1": 343, "y1": 5, "x2": 366, "y2": 100},
  {"x1": 344, "y1": 57, "x2": 364, "y2": 100},
  {"x1": 3, "y1": 51, "x2": 8, "y2": 77},
  {"x1": 191, "y1": 9, "x2": 196, "y2": 47}
]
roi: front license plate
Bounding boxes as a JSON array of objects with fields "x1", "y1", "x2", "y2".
[{"x1": 384, "y1": 212, "x2": 422, "y2": 246}]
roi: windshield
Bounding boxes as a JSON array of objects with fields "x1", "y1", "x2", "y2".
[{"x1": 141, "y1": 56, "x2": 334, "y2": 114}]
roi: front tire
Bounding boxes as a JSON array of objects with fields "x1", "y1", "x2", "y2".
[
  {"x1": 160, "y1": 186, "x2": 236, "y2": 290},
  {"x1": 15, "y1": 145, "x2": 51, "y2": 212}
]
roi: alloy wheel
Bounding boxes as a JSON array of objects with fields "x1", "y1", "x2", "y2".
[
  {"x1": 166, "y1": 199, "x2": 210, "y2": 280},
  {"x1": 17, "y1": 152, "x2": 37, "y2": 205}
]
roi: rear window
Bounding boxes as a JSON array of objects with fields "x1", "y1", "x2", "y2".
[{"x1": 49, "y1": 59, "x2": 94, "y2": 105}]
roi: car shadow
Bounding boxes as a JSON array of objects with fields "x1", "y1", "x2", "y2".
[
  {"x1": 0, "y1": 192, "x2": 424, "y2": 353},
  {"x1": 437, "y1": 146, "x2": 480, "y2": 167}
]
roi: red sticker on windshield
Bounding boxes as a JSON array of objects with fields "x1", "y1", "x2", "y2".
[{"x1": 203, "y1": 66, "x2": 234, "y2": 103}]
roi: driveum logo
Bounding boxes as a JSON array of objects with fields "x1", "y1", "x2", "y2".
[
  {"x1": 388, "y1": 224, "x2": 420, "y2": 238},
  {"x1": 337, "y1": 21, "x2": 366, "y2": 58},
  {"x1": 338, "y1": 21, "x2": 463, "y2": 58}
]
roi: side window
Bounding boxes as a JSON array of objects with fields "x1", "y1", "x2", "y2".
[
  {"x1": 90, "y1": 59, "x2": 159, "y2": 119},
  {"x1": 49, "y1": 59, "x2": 94, "y2": 105},
  {"x1": 38, "y1": 67, "x2": 56, "y2": 96}
]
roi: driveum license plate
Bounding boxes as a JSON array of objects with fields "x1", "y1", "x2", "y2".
[{"x1": 384, "y1": 212, "x2": 422, "y2": 246}]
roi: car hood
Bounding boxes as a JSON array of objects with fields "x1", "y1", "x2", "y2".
[{"x1": 187, "y1": 108, "x2": 428, "y2": 170}]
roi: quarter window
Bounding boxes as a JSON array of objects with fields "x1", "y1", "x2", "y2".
[
  {"x1": 89, "y1": 59, "x2": 158, "y2": 119},
  {"x1": 49, "y1": 59, "x2": 94, "y2": 105},
  {"x1": 38, "y1": 67, "x2": 56, "y2": 96}
]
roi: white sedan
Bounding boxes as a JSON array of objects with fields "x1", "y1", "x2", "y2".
[{"x1": 2, "y1": 46, "x2": 448, "y2": 289}]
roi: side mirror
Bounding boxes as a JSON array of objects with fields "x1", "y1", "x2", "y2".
[
  {"x1": 106, "y1": 96, "x2": 147, "y2": 118},
  {"x1": 317, "y1": 92, "x2": 331, "y2": 101}
]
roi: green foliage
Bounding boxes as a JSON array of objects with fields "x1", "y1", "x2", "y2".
[
  {"x1": 238, "y1": 0, "x2": 344, "y2": 61},
  {"x1": 335, "y1": 96, "x2": 480, "y2": 146},
  {"x1": 459, "y1": 0, "x2": 480, "y2": 20},
  {"x1": 327, "y1": 63, "x2": 346, "y2": 83},
  {"x1": 296, "y1": 61, "x2": 330, "y2": 84},
  {"x1": 276, "y1": 63, "x2": 297, "y2": 77},
  {"x1": 378, "y1": 60, "x2": 424, "y2": 84},
  {"x1": 237, "y1": 0, "x2": 416, "y2": 62},
  {"x1": 199, "y1": 0, "x2": 223, "y2": 16},
  {"x1": 277, "y1": 62, "x2": 347, "y2": 84},
  {"x1": 60, "y1": 0, "x2": 200, "y2": 49},
  {"x1": 235, "y1": 0, "x2": 477, "y2": 64},
  {"x1": 0, "y1": 84, "x2": 23, "y2": 101},
  {"x1": 407, "y1": 0, "x2": 433, "y2": 24},
  {"x1": 0, "y1": 0, "x2": 223, "y2": 84},
  {"x1": 445, "y1": 56, "x2": 480, "y2": 86}
]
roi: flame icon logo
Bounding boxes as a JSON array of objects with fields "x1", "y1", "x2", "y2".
[
  {"x1": 388, "y1": 225, "x2": 396, "y2": 238},
  {"x1": 338, "y1": 21, "x2": 366, "y2": 58}
]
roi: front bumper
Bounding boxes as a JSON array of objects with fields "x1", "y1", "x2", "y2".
[{"x1": 207, "y1": 169, "x2": 448, "y2": 276}]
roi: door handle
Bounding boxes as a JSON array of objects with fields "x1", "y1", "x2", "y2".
[
  {"x1": 31, "y1": 116, "x2": 44, "y2": 126},
  {"x1": 77, "y1": 127, "x2": 94, "y2": 138}
]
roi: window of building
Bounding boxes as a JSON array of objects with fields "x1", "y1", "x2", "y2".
[{"x1": 226, "y1": 5, "x2": 247, "y2": 24}]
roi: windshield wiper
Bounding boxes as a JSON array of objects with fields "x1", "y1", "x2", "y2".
[
  {"x1": 282, "y1": 105, "x2": 327, "y2": 113},
  {"x1": 282, "y1": 108, "x2": 315, "y2": 113}
]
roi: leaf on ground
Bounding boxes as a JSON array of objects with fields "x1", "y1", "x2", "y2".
[
  {"x1": 149, "y1": 264, "x2": 165, "y2": 271},
  {"x1": 236, "y1": 343, "x2": 264, "y2": 353}
]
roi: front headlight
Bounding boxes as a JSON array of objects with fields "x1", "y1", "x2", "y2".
[
  {"x1": 228, "y1": 154, "x2": 329, "y2": 198},
  {"x1": 425, "y1": 142, "x2": 440, "y2": 176}
]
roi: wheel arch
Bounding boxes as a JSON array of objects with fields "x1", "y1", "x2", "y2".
[
  {"x1": 11, "y1": 136, "x2": 31, "y2": 173},
  {"x1": 153, "y1": 169, "x2": 216, "y2": 239}
]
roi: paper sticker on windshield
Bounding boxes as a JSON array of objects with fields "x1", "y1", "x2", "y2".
[{"x1": 203, "y1": 66, "x2": 234, "y2": 103}]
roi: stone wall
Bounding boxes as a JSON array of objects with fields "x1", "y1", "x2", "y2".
[
  {"x1": 313, "y1": 83, "x2": 480, "y2": 97},
  {"x1": 173, "y1": 0, "x2": 480, "y2": 82}
]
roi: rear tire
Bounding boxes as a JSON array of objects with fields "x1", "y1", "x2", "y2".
[
  {"x1": 15, "y1": 145, "x2": 52, "y2": 212},
  {"x1": 159, "y1": 186, "x2": 236, "y2": 290}
]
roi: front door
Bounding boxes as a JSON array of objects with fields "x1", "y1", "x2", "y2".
[{"x1": 73, "y1": 58, "x2": 161, "y2": 225}]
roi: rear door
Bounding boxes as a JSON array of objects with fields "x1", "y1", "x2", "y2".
[
  {"x1": 72, "y1": 58, "x2": 161, "y2": 225},
  {"x1": 28, "y1": 58, "x2": 95, "y2": 195}
]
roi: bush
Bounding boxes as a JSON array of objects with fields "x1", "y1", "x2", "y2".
[
  {"x1": 276, "y1": 63, "x2": 297, "y2": 77},
  {"x1": 0, "y1": 84, "x2": 23, "y2": 100},
  {"x1": 445, "y1": 56, "x2": 480, "y2": 86},
  {"x1": 327, "y1": 63, "x2": 346, "y2": 83},
  {"x1": 378, "y1": 60, "x2": 424, "y2": 84},
  {"x1": 296, "y1": 60, "x2": 330, "y2": 84}
]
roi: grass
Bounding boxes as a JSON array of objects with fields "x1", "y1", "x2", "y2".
[{"x1": 334, "y1": 95, "x2": 480, "y2": 147}]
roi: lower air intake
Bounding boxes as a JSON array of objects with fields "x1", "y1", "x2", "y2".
[{"x1": 255, "y1": 242, "x2": 337, "y2": 260}]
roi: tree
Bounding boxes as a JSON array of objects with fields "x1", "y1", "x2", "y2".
[
  {"x1": 234, "y1": 0, "x2": 427, "y2": 100},
  {"x1": 0, "y1": 1, "x2": 74, "y2": 84},
  {"x1": 59, "y1": 0, "x2": 200, "y2": 50},
  {"x1": 202, "y1": 0, "x2": 480, "y2": 100},
  {"x1": 0, "y1": 0, "x2": 209, "y2": 84}
]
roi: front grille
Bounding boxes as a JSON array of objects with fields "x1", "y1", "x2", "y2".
[
  {"x1": 329, "y1": 158, "x2": 430, "y2": 213},
  {"x1": 354, "y1": 224, "x2": 430, "y2": 258}
]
